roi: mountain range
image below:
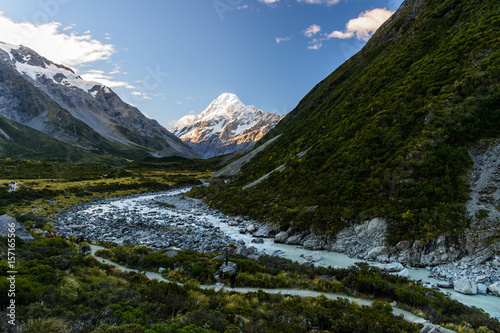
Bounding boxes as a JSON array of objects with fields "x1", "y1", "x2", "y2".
[
  {"x1": 171, "y1": 93, "x2": 282, "y2": 158},
  {"x1": 0, "y1": 42, "x2": 200, "y2": 163},
  {"x1": 194, "y1": 0, "x2": 500, "y2": 251}
]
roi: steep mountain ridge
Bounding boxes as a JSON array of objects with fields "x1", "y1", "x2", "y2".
[
  {"x1": 194, "y1": 0, "x2": 500, "y2": 258},
  {"x1": 172, "y1": 93, "x2": 282, "y2": 158},
  {"x1": 0, "y1": 42, "x2": 200, "y2": 161}
]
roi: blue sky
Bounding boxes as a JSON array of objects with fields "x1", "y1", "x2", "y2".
[{"x1": 0, "y1": 0, "x2": 403, "y2": 128}]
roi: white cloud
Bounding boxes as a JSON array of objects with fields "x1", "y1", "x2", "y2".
[
  {"x1": 275, "y1": 36, "x2": 292, "y2": 44},
  {"x1": 303, "y1": 24, "x2": 321, "y2": 37},
  {"x1": 0, "y1": 12, "x2": 115, "y2": 67},
  {"x1": 81, "y1": 69, "x2": 134, "y2": 89},
  {"x1": 327, "y1": 8, "x2": 394, "y2": 41},
  {"x1": 63, "y1": 24, "x2": 76, "y2": 31},
  {"x1": 259, "y1": 0, "x2": 279, "y2": 5},
  {"x1": 297, "y1": 0, "x2": 341, "y2": 5},
  {"x1": 131, "y1": 91, "x2": 152, "y2": 100},
  {"x1": 307, "y1": 38, "x2": 323, "y2": 50},
  {"x1": 109, "y1": 65, "x2": 121, "y2": 75},
  {"x1": 261, "y1": 0, "x2": 340, "y2": 6}
]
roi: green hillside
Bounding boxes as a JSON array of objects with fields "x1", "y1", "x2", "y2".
[
  {"x1": 0, "y1": 115, "x2": 149, "y2": 165},
  {"x1": 192, "y1": 0, "x2": 500, "y2": 243}
]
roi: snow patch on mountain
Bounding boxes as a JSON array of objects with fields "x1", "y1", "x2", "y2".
[{"x1": 0, "y1": 42, "x2": 101, "y2": 96}]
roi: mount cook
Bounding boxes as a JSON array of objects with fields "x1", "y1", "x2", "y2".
[{"x1": 171, "y1": 93, "x2": 282, "y2": 158}]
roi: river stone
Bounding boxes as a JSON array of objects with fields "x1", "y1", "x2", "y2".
[
  {"x1": 397, "y1": 268, "x2": 410, "y2": 278},
  {"x1": 453, "y1": 279, "x2": 477, "y2": 295},
  {"x1": 253, "y1": 227, "x2": 270, "y2": 238},
  {"x1": 274, "y1": 231, "x2": 289, "y2": 243},
  {"x1": 286, "y1": 234, "x2": 303, "y2": 245},
  {"x1": 234, "y1": 245, "x2": 258, "y2": 257},
  {"x1": 228, "y1": 220, "x2": 239, "y2": 226},
  {"x1": 302, "y1": 251, "x2": 323, "y2": 262},
  {"x1": 488, "y1": 281, "x2": 500, "y2": 297},
  {"x1": 246, "y1": 224, "x2": 257, "y2": 233},
  {"x1": 476, "y1": 283, "x2": 487, "y2": 294},
  {"x1": 437, "y1": 281, "x2": 453, "y2": 288},
  {"x1": 475, "y1": 275, "x2": 488, "y2": 284},
  {"x1": 372, "y1": 262, "x2": 404, "y2": 272}
]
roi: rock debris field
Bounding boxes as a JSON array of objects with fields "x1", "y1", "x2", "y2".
[{"x1": 54, "y1": 188, "x2": 261, "y2": 255}]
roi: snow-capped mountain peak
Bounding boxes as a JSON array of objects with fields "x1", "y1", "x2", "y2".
[
  {"x1": 200, "y1": 93, "x2": 244, "y2": 118},
  {"x1": 0, "y1": 42, "x2": 101, "y2": 96},
  {"x1": 171, "y1": 93, "x2": 283, "y2": 158}
]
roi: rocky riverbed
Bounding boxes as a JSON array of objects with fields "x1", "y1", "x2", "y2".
[
  {"x1": 54, "y1": 188, "x2": 239, "y2": 254},
  {"x1": 52, "y1": 187, "x2": 500, "y2": 317}
]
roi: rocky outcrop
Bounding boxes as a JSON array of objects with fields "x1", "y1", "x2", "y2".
[
  {"x1": 215, "y1": 261, "x2": 238, "y2": 283},
  {"x1": 406, "y1": 236, "x2": 462, "y2": 267},
  {"x1": 0, "y1": 215, "x2": 34, "y2": 242},
  {"x1": 461, "y1": 140, "x2": 500, "y2": 263},
  {"x1": 271, "y1": 217, "x2": 465, "y2": 267},
  {"x1": 420, "y1": 324, "x2": 456, "y2": 333},
  {"x1": 329, "y1": 218, "x2": 388, "y2": 259}
]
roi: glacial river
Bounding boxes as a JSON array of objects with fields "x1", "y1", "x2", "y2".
[{"x1": 79, "y1": 187, "x2": 500, "y2": 318}]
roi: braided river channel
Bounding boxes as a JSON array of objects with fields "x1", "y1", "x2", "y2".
[{"x1": 54, "y1": 186, "x2": 500, "y2": 319}]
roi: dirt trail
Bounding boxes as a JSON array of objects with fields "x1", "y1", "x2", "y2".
[{"x1": 89, "y1": 244, "x2": 431, "y2": 326}]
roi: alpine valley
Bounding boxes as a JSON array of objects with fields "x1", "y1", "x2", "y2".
[
  {"x1": 0, "y1": 42, "x2": 201, "y2": 163},
  {"x1": 192, "y1": 0, "x2": 500, "y2": 268},
  {"x1": 1, "y1": 0, "x2": 500, "y2": 332},
  {"x1": 171, "y1": 93, "x2": 282, "y2": 158}
]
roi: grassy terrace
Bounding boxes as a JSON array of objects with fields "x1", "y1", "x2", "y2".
[{"x1": 0, "y1": 157, "x2": 213, "y2": 220}]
